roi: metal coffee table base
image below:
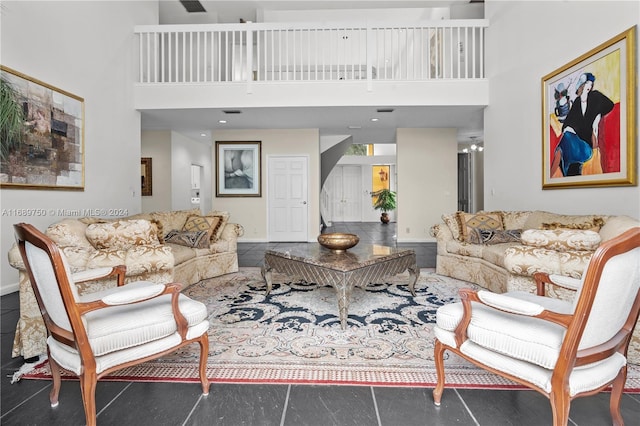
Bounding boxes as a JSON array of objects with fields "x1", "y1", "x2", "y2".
[{"x1": 261, "y1": 250, "x2": 418, "y2": 329}]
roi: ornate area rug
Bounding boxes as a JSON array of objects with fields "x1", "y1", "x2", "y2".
[{"x1": 22, "y1": 267, "x2": 640, "y2": 391}]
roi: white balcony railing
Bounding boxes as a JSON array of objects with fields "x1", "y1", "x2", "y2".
[{"x1": 135, "y1": 20, "x2": 487, "y2": 85}]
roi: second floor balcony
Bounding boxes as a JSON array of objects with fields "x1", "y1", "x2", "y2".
[{"x1": 134, "y1": 19, "x2": 489, "y2": 110}]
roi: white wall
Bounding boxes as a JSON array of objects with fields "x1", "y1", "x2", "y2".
[
  {"x1": 171, "y1": 132, "x2": 212, "y2": 213},
  {"x1": 484, "y1": 1, "x2": 639, "y2": 218},
  {"x1": 211, "y1": 129, "x2": 320, "y2": 241},
  {"x1": 141, "y1": 131, "x2": 172, "y2": 213},
  {"x1": 396, "y1": 128, "x2": 458, "y2": 242},
  {"x1": 261, "y1": 8, "x2": 450, "y2": 23},
  {"x1": 141, "y1": 131, "x2": 213, "y2": 214},
  {"x1": 0, "y1": 1, "x2": 156, "y2": 294}
]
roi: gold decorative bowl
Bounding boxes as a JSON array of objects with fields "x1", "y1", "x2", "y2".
[{"x1": 317, "y1": 233, "x2": 360, "y2": 253}]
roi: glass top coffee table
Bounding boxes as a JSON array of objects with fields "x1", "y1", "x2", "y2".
[{"x1": 261, "y1": 244, "x2": 418, "y2": 329}]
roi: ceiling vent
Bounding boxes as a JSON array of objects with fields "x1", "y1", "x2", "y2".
[
  {"x1": 179, "y1": 0, "x2": 206, "y2": 13},
  {"x1": 376, "y1": 108, "x2": 395, "y2": 113},
  {"x1": 223, "y1": 110, "x2": 242, "y2": 114}
]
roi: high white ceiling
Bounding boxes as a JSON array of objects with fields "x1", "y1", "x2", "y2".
[
  {"x1": 143, "y1": 0, "x2": 485, "y2": 146},
  {"x1": 141, "y1": 105, "x2": 485, "y2": 146}
]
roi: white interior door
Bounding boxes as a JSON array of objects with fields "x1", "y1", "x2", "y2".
[
  {"x1": 268, "y1": 156, "x2": 308, "y2": 241},
  {"x1": 342, "y1": 166, "x2": 362, "y2": 221},
  {"x1": 327, "y1": 165, "x2": 362, "y2": 222}
]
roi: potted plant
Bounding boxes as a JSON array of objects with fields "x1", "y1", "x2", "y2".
[{"x1": 371, "y1": 188, "x2": 397, "y2": 224}]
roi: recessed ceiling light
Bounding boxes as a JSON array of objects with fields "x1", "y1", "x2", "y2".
[
  {"x1": 200, "y1": 133, "x2": 207, "y2": 137},
  {"x1": 218, "y1": 120, "x2": 227, "y2": 124},
  {"x1": 370, "y1": 118, "x2": 379, "y2": 122},
  {"x1": 348, "y1": 125, "x2": 362, "y2": 129}
]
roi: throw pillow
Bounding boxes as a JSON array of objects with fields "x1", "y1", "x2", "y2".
[
  {"x1": 540, "y1": 217, "x2": 605, "y2": 232},
  {"x1": 441, "y1": 212, "x2": 463, "y2": 241},
  {"x1": 521, "y1": 229, "x2": 601, "y2": 252},
  {"x1": 467, "y1": 228, "x2": 522, "y2": 245},
  {"x1": 164, "y1": 229, "x2": 210, "y2": 249},
  {"x1": 205, "y1": 210, "x2": 230, "y2": 241},
  {"x1": 151, "y1": 208, "x2": 201, "y2": 238},
  {"x1": 182, "y1": 215, "x2": 219, "y2": 241},
  {"x1": 457, "y1": 212, "x2": 504, "y2": 242}
]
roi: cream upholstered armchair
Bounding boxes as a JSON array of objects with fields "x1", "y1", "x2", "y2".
[
  {"x1": 433, "y1": 227, "x2": 640, "y2": 426},
  {"x1": 14, "y1": 223, "x2": 211, "y2": 426}
]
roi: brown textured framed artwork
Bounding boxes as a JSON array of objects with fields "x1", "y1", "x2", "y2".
[
  {"x1": 141, "y1": 157, "x2": 152, "y2": 196},
  {"x1": 0, "y1": 65, "x2": 85, "y2": 190},
  {"x1": 215, "y1": 141, "x2": 261, "y2": 197},
  {"x1": 541, "y1": 26, "x2": 636, "y2": 189}
]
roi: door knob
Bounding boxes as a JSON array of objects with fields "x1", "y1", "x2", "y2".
[{"x1": 302, "y1": 201, "x2": 307, "y2": 204}]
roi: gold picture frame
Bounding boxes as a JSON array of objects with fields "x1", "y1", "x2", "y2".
[
  {"x1": 141, "y1": 157, "x2": 152, "y2": 196},
  {"x1": 1, "y1": 65, "x2": 85, "y2": 190},
  {"x1": 541, "y1": 26, "x2": 637, "y2": 189},
  {"x1": 215, "y1": 141, "x2": 262, "y2": 197}
]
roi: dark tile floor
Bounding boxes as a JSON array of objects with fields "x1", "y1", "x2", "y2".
[{"x1": 2, "y1": 222, "x2": 639, "y2": 425}]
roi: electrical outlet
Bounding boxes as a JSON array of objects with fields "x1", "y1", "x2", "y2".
[{"x1": 406, "y1": 227, "x2": 410, "y2": 233}]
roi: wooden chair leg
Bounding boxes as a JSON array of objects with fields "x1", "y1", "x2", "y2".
[
  {"x1": 48, "y1": 355, "x2": 61, "y2": 408},
  {"x1": 433, "y1": 340, "x2": 446, "y2": 406},
  {"x1": 198, "y1": 335, "x2": 210, "y2": 395},
  {"x1": 79, "y1": 371, "x2": 98, "y2": 426},
  {"x1": 609, "y1": 367, "x2": 626, "y2": 426},
  {"x1": 549, "y1": 389, "x2": 571, "y2": 426}
]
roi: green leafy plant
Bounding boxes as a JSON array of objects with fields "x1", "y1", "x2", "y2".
[
  {"x1": 371, "y1": 188, "x2": 397, "y2": 213},
  {"x1": 0, "y1": 77, "x2": 25, "y2": 161}
]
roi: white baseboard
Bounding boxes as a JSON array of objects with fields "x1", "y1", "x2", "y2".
[
  {"x1": 238, "y1": 238, "x2": 269, "y2": 243},
  {"x1": 1, "y1": 282, "x2": 19, "y2": 296},
  {"x1": 395, "y1": 237, "x2": 437, "y2": 243}
]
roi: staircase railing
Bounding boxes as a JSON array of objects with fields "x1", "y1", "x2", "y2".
[{"x1": 320, "y1": 185, "x2": 332, "y2": 227}]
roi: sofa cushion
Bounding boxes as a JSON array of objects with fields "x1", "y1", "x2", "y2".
[
  {"x1": 86, "y1": 249, "x2": 127, "y2": 269},
  {"x1": 458, "y1": 212, "x2": 503, "y2": 242},
  {"x1": 151, "y1": 208, "x2": 201, "y2": 238},
  {"x1": 481, "y1": 243, "x2": 517, "y2": 268},
  {"x1": 500, "y1": 211, "x2": 532, "y2": 230},
  {"x1": 445, "y1": 239, "x2": 485, "y2": 259},
  {"x1": 521, "y1": 229, "x2": 601, "y2": 252},
  {"x1": 164, "y1": 229, "x2": 210, "y2": 249},
  {"x1": 503, "y1": 245, "x2": 593, "y2": 279},
  {"x1": 599, "y1": 216, "x2": 640, "y2": 242},
  {"x1": 165, "y1": 242, "x2": 197, "y2": 265},
  {"x1": 86, "y1": 219, "x2": 160, "y2": 250},
  {"x1": 46, "y1": 219, "x2": 93, "y2": 249},
  {"x1": 126, "y1": 214, "x2": 164, "y2": 243},
  {"x1": 124, "y1": 244, "x2": 174, "y2": 275}
]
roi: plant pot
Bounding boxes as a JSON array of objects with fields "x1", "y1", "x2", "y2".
[{"x1": 380, "y1": 212, "x2": 390, "y2": 224}]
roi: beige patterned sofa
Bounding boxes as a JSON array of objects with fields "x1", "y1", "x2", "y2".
[
  {"x1": 8, "y1": 208, "x2": 244, "y2": 360},
  {"x1": 430, "y1": 210, "x2": 640, "y2": 363}
]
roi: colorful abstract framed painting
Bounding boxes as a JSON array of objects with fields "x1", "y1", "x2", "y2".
[
  {"x1": 541, "y1": 26, "x2": 636, "y2": 189},
  {"x1": 215, "y1": 141, "x2": 261, "y2": 197},
  {"x1": 0, "y1": 66, "x2": 85, "y2": 190}
]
